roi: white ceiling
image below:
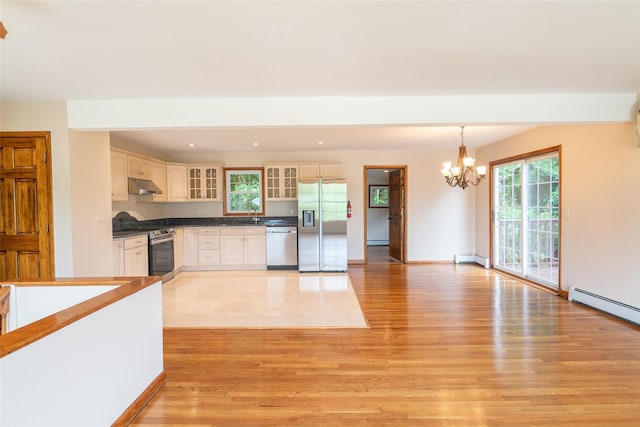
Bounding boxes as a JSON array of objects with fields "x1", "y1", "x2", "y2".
[
  {"x1": 2, "y1": 1, "x2": 639, "y2": 153},
  {"x1": 108, "y1": 124, "x2": 535, "y2": 153}
]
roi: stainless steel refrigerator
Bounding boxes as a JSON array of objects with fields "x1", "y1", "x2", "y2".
[{"x1": 298, "y1": 178, "x2": 348, "y2": 272}]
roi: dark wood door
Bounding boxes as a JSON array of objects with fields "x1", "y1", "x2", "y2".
[
  {"x1": 388, "y1": 169, "x2": 404, "y2": 262},
  {"x1": 0, "y1": 132, "x2": 55, "y2": 280}
]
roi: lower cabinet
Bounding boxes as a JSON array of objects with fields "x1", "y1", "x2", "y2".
[
  {"x1": 244, "y1": 234, "x2": 267, "y2": 265},
  {"x1": 114, "y1": 234, "x2": 149, "y2": 276},
  {"x1": 174, "y1": 228, "x2": 184, "y2": 271},
  {"x1": 198, "y1": 228, "x2": 221, "y2": 265},
  {"x1": 183, "y1": 228, "x2": 198, "y2": 266},
  {"x1": 181, "y1": 226, "x2": 266, "y2": 270},
  {"x1": 113, "y1": 239, "x2": 125, "y2": 276},
  {"x1": 220, "y1": 227, "x2": 266, "y2": 266},
  {"x1": 219, "y1": 234, "x2": 243, "y2": 265}
]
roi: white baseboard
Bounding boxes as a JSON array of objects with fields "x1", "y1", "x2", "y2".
[
  {"x1": 569, "y1": 287, "x2": 640, "y2": 325},
  {"x1": 454, "y1": 253, "x2": 490, "y2": 269}
]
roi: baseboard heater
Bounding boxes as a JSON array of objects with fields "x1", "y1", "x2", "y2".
[
  {"x1": 568, "y1": 287, "x2": 640, "y2": 326},
  {"x1": 454, "y1": 253, "x2": 490, "y2": 269}
]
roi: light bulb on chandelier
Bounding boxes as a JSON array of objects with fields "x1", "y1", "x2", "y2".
[{"x1": 440, "y1": 126, "x2": 486, "y2": 189}]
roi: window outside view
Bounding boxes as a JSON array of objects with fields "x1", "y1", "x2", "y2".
[
  {"x1": 225, "y1": 170, "x2": 263, "y2": 214},
  {"x1": 494, "y1": 152, "x2": 560, "y2": 288}
]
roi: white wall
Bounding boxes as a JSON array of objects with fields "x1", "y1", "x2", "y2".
[
  {"x1": 0, "y1": 102, "x2": 74, "y2": 276},
  {"x1": 69, "y1": 131, "x2": 114, "y2": 276},
  {"x1": 475, "y1": 123, "x2": 640, "y2": 307},
  {"x1": 0, "y1": 282, "x2": 163, "y2": 426}
]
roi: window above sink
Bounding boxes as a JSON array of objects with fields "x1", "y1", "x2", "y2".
[{"x1": 223, "y1": 168, "x2": 264, "y2": 216}]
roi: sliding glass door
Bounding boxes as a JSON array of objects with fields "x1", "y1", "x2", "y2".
[{"x1": 493, "y1": 149, "x2": 560, "y2": 289}]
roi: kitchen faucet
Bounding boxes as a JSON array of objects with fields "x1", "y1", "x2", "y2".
[{"x1": 250, "y1": 207, "x2": 259, "y2": 224}]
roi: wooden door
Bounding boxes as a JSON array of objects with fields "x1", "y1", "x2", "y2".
[
  {"x1": 0, "y1": 132, "x2": 55, "y2": 280},
  {"x1": 388, "y1": 168, "x2": 404, "y2": 262}
]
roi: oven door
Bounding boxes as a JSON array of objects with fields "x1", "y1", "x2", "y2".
[{"x1": 149, "y1": 237, "x2": 175, "y2": 280}]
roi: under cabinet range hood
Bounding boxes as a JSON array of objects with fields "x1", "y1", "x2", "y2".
[{"x1": 128, "y1": 177, "x2": 163, "y2": 195}]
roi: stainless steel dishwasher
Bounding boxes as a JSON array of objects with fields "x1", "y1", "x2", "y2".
[{"x1": 266, "y1": 226, "x2": 298, "y2": 270}]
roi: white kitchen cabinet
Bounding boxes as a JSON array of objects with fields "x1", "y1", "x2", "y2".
[
  {"x1": 298, "y1": 163, "x2": 342, "y2": 180},
  {"x1": 320, "y1": 163, "x2": 342, "y2": 179},
  {"x1": 197, "y1": 228, "x2": 220, "y2": 265},
  {"x1": 219, "y1": 227, "x2": 266, "y2": 267},
  {"x1": 110, "y1": 150, "x2": 128, "y2": 201},
  {"x1": 123, "y1": 153, "x2": 166, "y2": 202},
  {"x1": 174, "y1": 228, "x2": 184, "y2": 271},
  {"x1": 183, "y1": 228, "x2": 198, "y2": 266},
  {"x1": 265, "y1": 164, "x2": 298, "y2": 200},
  {"x1": 188, "y1": 164, "x2": 223, "y2": 201},
  {"x1": 123, "y1": 234, "x2": 148, "y2": 276},
  {"x1": 150, "y1": 160, "x2": 167, "y2": 202},
  {"x1": 112, "y1": 239, "x2": 125, "y2": 276},
  {"x1": 166, "y1": 163, "x2": 189, "y2": 202},
  {"x1": 244, "y1": 233, "x2": 267, "y2": 265},
  {"x1": 183, "y1": 227, "x2": 266, "y2": 269},
  {"x1": 219, "y1": 234, "x2": 244, "y2": 265},
  {"x1": 127, "y1": 155, "x2": 154, "y2": 179}
]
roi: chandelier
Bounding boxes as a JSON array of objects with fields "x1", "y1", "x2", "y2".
[{"x1": 440, "y1": 126, "x2": 487, "y2": 189}]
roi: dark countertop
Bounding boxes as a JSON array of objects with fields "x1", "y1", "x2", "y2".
[
  {"x1": 172, "y1": 216, "x2": 297, "y2": 228},
  {"x1": 112, "y1": 230, "x2": 150, "y2": 239},
  {"x1": 112, "y1": 215, "x2": 297, "y2": 238}
]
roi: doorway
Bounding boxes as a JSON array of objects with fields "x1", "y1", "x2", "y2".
[
  {"x1": 491, "y1": 147, "x2": 561, "y2": 290},
  {"x1": 363, "y1": 165, "x2": 407, "y2": 264}
]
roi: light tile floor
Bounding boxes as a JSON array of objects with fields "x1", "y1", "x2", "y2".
[{"x1": 162, "y1": 270, "x2": 368, "y2": 328}]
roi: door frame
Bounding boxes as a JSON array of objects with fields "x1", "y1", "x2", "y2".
[
  {"x1": 489, "y1": 145, "x2": 562, "y2": 291},
  {"x1": 363, "y1": 165, "x2": 408, "y2": 264}
]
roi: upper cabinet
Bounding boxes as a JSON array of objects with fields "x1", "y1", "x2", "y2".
[
  {"x1": 188, "y1": 164, "x2": 222, "y2": 201},
  {"x1": 110, "y1": 148, "x2": 343, "y2": 204},
  {"x1": 166, "y1": 163, "x2": 188, "y2": 202},
  {"x1": 265, "y1": 164, "x2": 298, "y2": 201},
  {"x1": 127, "y1": 155, "x2": 153, "y2": 179},
  {"x1": 150, "y1": 160, "x2": 167, "y2": 202},
  {"x1": 121, "y1": 152, "x2": 166, "y2": 202},
  {"x1": 298, "y1": 163, "x2": 342, "y2": 180},
  {"x1": 110, "y1": 150, "x2": 128, "y2": 201}
]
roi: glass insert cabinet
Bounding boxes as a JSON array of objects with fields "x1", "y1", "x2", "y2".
[
  {"x1": 188, "y1": 164, "x2": 222, "y2": 201},
  {"x1": 265, "y1": 165, "x2": 298, "y2": 201}
]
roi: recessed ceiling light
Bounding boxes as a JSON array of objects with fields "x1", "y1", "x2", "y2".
[
  {"x1": 253, "y1": 142, "x2": 259, "y2": 147},
  {"x1": 318, "y1": 141, "x2": 324, "y2": 145},
  {"x1": 188, "y1": 143, "x2": 195, "y2": 148}
]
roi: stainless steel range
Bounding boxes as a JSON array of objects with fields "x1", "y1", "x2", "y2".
[{"x1": 148, "y1": 228, "x2": 175, "y2": 283}]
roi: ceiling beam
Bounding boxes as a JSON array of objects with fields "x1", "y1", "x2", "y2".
[{"x1": 67, "y1": 93, "x2": 637, "y2": 131}]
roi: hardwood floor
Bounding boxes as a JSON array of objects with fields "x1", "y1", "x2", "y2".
[{"x1": 131, "y1": 263, "x2": 640, "y2": 426}]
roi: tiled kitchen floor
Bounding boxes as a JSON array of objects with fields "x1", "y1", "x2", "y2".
[{"x1": 162, "y1": 270, "x2": 368, "y2": 328}]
